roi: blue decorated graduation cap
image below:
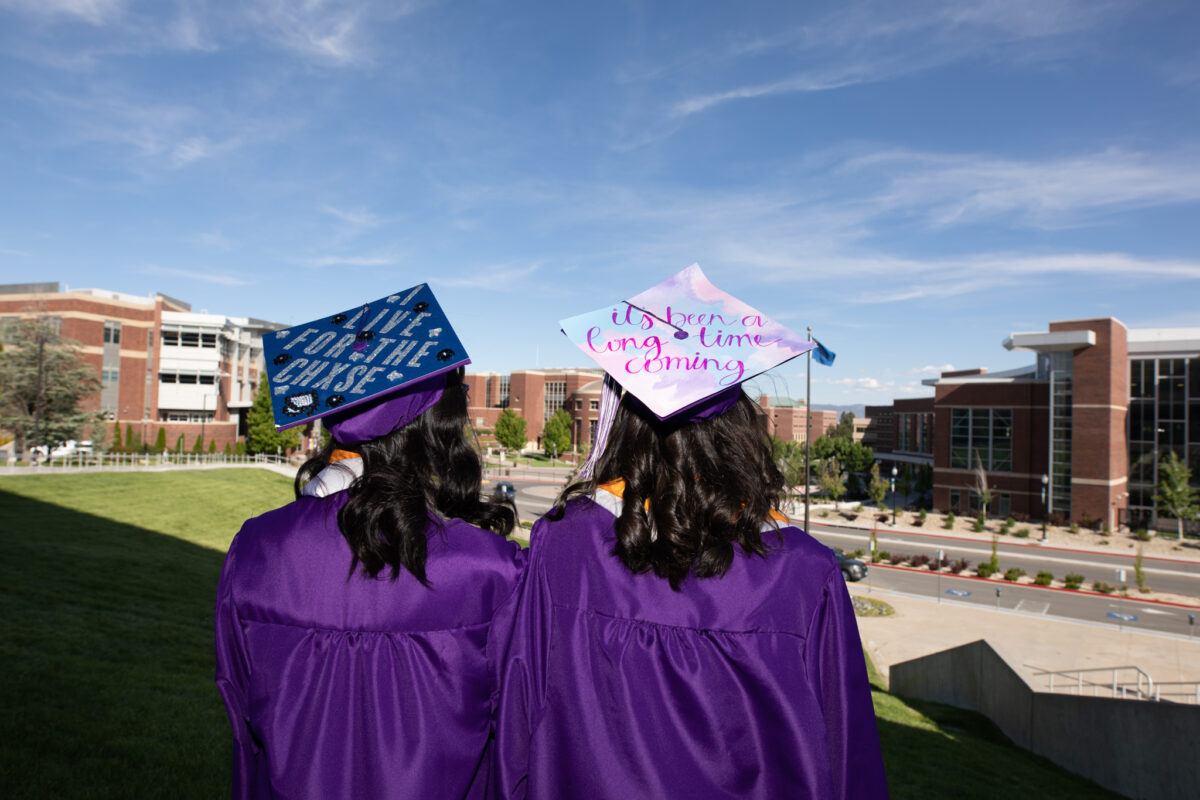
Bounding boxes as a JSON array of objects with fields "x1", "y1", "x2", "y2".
[{"x1": 262, "y1": 284, "x2": 468, "y2": 434}]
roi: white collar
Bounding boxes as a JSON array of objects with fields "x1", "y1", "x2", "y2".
[{"x1": 300, "y1": 457, "x2": 364, "y2": 498}]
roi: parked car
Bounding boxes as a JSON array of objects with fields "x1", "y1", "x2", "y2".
[
  {"x1": 834, "y1": 551, "x2": 868, "y2": 582},
  {"x1": 491, "y1": 481, "x2": 516, "y2": 503}
]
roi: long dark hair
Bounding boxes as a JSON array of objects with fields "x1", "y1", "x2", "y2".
[
  {"x1": 551, "y1": 391, "x2": 786, "y2": 590},
  {"x1": 295, "y1": 368, "x2": 514, "y2": 584}
]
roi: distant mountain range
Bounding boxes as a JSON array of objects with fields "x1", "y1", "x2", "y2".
[{"x1": 811, "y1": 404, "x2": 867, "y2": 418}]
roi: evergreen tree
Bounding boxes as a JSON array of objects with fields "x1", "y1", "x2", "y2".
[
  {"x1": 223, "y1": 442, "x2": 232, "y2": 455},
  {"x1": 192, "y1": 434, "x2": 203, "y2": 453},
  {"x1": 111, "y1": 422, "x2": 125, "y2": 453},
  {"x1": 245, "y1": 379, "x2": 300, "y2": 455},
  {"x1": 174, "y1": 433, "x2": 185, "y2": 453},
  {"x1": 0, "y1": 317, "x2": 101, "y2": 456},
  {"x1": 208, "y1": 440, "x2": 217, "y2": 454},
  {"x1": 494, "y1": 408, "x2": 527, "y2": 453},
  {"x1": 542, "y1": 409, "x2": 571, "y2": 458},
  {"x1": 154, "y1": 428, "x2": 167, "y2": 452},
  {"x1": 125, "y1": 424, "x2": 138, "y2": 452}
]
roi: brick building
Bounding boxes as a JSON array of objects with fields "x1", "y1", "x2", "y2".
[
  {"x1": 465, "y1": 368, "x2": 606, "y2": 453},
  {"x1": 910, "y1": 318, "x2": 1200, "y2": 531},
  {"x1": 756, "y1": 396, "x2": 839, "y2": 444},
  {"x1": 0, "y1": 282, "x2": 279, "y2": 453}
]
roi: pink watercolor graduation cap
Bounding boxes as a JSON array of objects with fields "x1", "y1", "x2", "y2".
[{"x1": 560, "y1": 263, "x2": 813, "y2": 476}]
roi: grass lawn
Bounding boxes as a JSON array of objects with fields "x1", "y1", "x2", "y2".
[{"x1": 1, "y1": 470, "x2": 1123, "y2": 799}]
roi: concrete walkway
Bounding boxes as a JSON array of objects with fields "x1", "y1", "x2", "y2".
[{"x1": 854, "y1": 587, "x2": 1200, "y2": 693}]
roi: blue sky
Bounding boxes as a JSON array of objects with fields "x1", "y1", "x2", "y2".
[{"x1": 1, "y1": 0, "x2": 1198, "y2": 405}]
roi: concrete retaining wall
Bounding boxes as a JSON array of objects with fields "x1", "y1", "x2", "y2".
[{"x1": 891, "y1": 639, "x2": 1200, "y2": 800}]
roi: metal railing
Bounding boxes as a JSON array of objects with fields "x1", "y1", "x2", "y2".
[
  {"x1": 1027, "y1": 664, "x2": 1200, "y2": 704},
  {"x1": 1, "y1": 452, "x2": 292, "y2": 472}
]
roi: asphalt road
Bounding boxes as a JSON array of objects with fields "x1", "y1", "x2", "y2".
[
  {"x1": 492, "y1": 481, "x2": 1200, "y2": 637},
  {"x1": 853, "y1": 563, "x2": 1200, "y2": 638},
  {"x1": 806, "y1": 522, "x2": 1200, "y2": 599}
]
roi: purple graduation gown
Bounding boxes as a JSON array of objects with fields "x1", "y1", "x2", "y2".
[
  {"x1": 214, "y1": 491, "x2": 525, "y2": 799},
  {"x1": 496, "y1": 491, "x2": 888, "y2": 799}
]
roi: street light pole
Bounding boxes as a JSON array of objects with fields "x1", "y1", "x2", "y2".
[
  {"x1": 1040, "y1": 473, "x2": 1049, "y2": 541},
  {"x1": 890, "y1": 465, "x2": 898, "y2": 525}
]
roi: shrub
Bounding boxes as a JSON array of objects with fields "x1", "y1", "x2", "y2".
[
  {"x1": 973, "y1": 513, "x2": 986, "y2": 533},
  {"x1": 909, "y1": 554, "x2": 931, "y2": 569},
  {"x1": 1092, "y1": 581, "x2": 1117, "y2": 594},
  {"x1": 1069, "y1": 522, "x2": 1080, "y2": 534},
  {"x1": 850, "y1": 549, "x2": 866, "y2": 559},
  {"x1": 1064, "y1": 573, "x2": 1084, "y2": 589},
  {"x1": 1005, "y1": 516, "x2": 1016, "y2": 528},
  {"x1": 943, "y1": 512, "x2": 956, "y2": 529},
  {"x1": 917, "y1": 509, "x2": 927, "y2": 522},
  {"x1": 235, "y1": 441, "x2": 247, "y2": 455},
  {"x1": 932, "y1": 555, "x2": 949, "y2": 571},
  {"x1": 1134, "y1": 528, "x2": 1152, "y2": 541},
  {"x1": 853, "y1": 504, "x2": 864, "y2": 513},
  {"x1": 948, "y1": 558, "x2": 970, "y2": 574},
  {"x1": 819, "y1": 510, "x2": 829, "y2": 518},
  {"x1": 1003, "y1": 567, "x2": 1026, "y2": 582},
  {"x1": 1034, "y1": 571, "x2": 1053, "y2": 586},
  {"x1": 1014, "y1": 528, "x2": 1030, "y2": 538},
  {"x1": 875, "y1": 551, "x2": 890, "y2": 563},
  {"x1": 1100, "y1": 524, "x2": 1112, "y2": 537},
  {"x1": 976, "y1": 562, "x2": 996, "y2": 578},
  {"x1": 888, "y1": 553, "x2": 906, "y2": 566}
]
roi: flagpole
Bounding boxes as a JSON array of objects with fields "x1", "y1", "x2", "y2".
[{"x1": 805, "y1": 327, "x2": 812, "y2": 534}]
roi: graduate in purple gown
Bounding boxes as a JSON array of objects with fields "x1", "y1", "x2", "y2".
[
  {"x1": 496, "y1": 264, "x2": 888, "y2": 799},
  {"x1": 215, "y1": 286, "x2": 524, "y2": 799}
]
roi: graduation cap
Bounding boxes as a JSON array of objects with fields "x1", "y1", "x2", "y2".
[
  {"x1": 560, "y1": 263, "x2": 813, "y2": 476},
  {"x1": 262, "y1": 283, "x2": 469, "y2": 443}
]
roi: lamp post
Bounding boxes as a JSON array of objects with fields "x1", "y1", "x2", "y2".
[
  {"x1": 890, "y1": 465, "x2": 898, "y2": 525},
  {"x1": 1040, "y1": 473, "x2": 1049, "y2": 542}
]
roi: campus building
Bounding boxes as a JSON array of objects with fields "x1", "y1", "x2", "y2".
[
  {"x1": 756, "y1": 396, "x2": 839, "y2": 445},
  {"x1": 465, "y1": 368, "x2": 606, "y2": 454},
  {"x1": 0, "y1": 282, "x2": 279, "y2": 452},
  {"x1": 869, "y1": 318, "x2": 1200, "y2": 532}
]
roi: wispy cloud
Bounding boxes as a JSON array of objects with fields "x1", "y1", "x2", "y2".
[
  {"x1": 0, "y1": 0, "x2": 127, "y2": 25},
  {"x1": 187, "y1": 231, "x2": 235, "y2": 251},
  {"x1": 304, "y1": 255, "x2": 395, "y2": 268},
  {"x1": 437, "y1": 262, "x2": 541, "y2": 291},
  {"x1": 670, "y1": 0, "x2": 1124, "y2": 118},
  {"x1": 908, "y1": 364, "x2": 956, "y2": 375},
  {"x1": 142, "y1": 265, "x2": 252, "y2": 287}
]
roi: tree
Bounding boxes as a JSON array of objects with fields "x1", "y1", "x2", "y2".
[
  {"x1": 125, "y1": 424, "x2": 139, "y2": 453},
  {"x1": 174, "y1": 433, "x2": 185, "y2": 453},
  {"x1": 0, "y1": 317, "x2": 101, "y2": 456},
  {"x1": 192, "y1": 434, "x2": 203, "y2": 453},
  {"x1": 1156, "y1": 452, "x2": 1199, "y2": 540},
  {"x1": 208, "y1": 439, "x2": 217, "y2": 454},
  {"x1": 245, "y1": 379, "x2": 301, "y2": 455},
  {"x1": 867, "y1": 463, "x2": 887, "y2": 509},
  {"x1": 154, "y1": 428, "x2": 167, "y2": 452},
  {"x1": 811, "y1": 435, "x2": 874, "y2": 496},
  {"x1": 111, "y1": 422, "x2": 125, "y2": 453},
  {"x1": 826, "y1": 411, "x2": 856, "y2": 441},
  {"x1": 772, "y1": 438, "x2": 807, "y2": 494},
  {"x1": 973, "y1": 453, "x2": 994, "y2": 516},
  {"x1": 818, "y1": 456, "x2": 847, "y2": 503},
  {"x1": 542, "y1": 409, "x2": 571, "y2": 459},
  {"x1": 494, "y1": 408, "x2": 527, "y2": 453}
]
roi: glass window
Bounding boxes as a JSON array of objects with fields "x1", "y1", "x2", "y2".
[
  {"x1": 949, "y1": 489, "x2": 962, "y2": 513},
  {"x1": 180, "y1": 330, "x2": 199, "y2": 347},
  {"x1": 160, "y1": 373, "x2": 177, "y2": 384},
  {"x1": 161, "y1": 328, "x2": 179, "y2": 346},
  {"x1": 103, "y1": 321, "x2": 121, "y2": 344},
  {"x1": 199, "y1": 374, "x2": 216, "y2": 385},
  {"x1": 590, "y1": 399, "x2": 599, "y2": 411},
  {"x1": 178, "y1": 373, "x2": 198, "y2": 384},
  {"x1": 201, "y1": 332, "x2": 217, "y2": 348}
]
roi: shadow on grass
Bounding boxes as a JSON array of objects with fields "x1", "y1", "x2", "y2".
[{"x1": 0, "y1": 488, "x2": 231, "y2": 799}]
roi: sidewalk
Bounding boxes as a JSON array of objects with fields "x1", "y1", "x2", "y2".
[
  {"x1": 792, "y1": 501, "x2": 1200, "y2": 565},
  {"x1": 853, "y1": 588, "x2": 1200, "y2": 691}
]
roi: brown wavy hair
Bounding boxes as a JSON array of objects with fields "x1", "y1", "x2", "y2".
[{"x1": 551, "y1": 390, "x2": 786, "y2": 590}]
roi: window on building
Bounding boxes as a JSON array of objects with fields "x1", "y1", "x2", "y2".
[
  {"x1": 949, "y1": 408, "x2": 1012, "y2": 471},
  {"x1": 576, "y1": 400, "x2": 582, "y2": 410},
  {"x1": 199, "y1": 374, "x2": 216, "y2": 385},
  {"x1": 160, "y1": 373, "x2": 177, "y2": 383},
  {"x1": 544, "y1": 381, "x2": 566, "y2": 421},
  {"x1": 180, "y1": 330, "x2": 200, "y2": 347},
  {"x1": 103, "y1": 321, "x2": 121, "y2": 344},
  {"x1": 498, "y1": 375, "x2": 510, "y2": 409},
  {"x1": 201, "y1": 332, "x2": 217, "y2": 348},
  {"x1": 102, "y1": 367, "x2": 120, "y2": 384},
  {"x1": 179, "y1": 373, "x2": 198, "y2": 384},
  {"x1": 590, "y1": 400, "x2": 599, "y2": 411},
  {"x1": 162, "y1": 328, "x2": 179, "y2": 346},
  {"x1": 949, "y1": 489, "x2": 962, "y2": 513}
]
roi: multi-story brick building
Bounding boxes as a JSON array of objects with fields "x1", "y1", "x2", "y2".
[
  {"x1": 466, "y1": 368, "x2": 606, "y2": 454},
  {"x1": 911, "y1": 318, "x2": 1200, "y2": 532},
  {"x1": 0, "y1": 282, "x2": 279, "y2": 452},
  {"x1": 756, "y1": 396, "x2": 838, "y2": 444}
]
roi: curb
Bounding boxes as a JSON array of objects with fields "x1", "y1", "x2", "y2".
[{"x1": 868, "y1": 562, "x2": 1200, "y2": 610}]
